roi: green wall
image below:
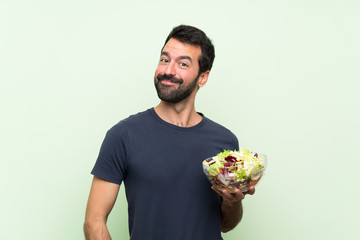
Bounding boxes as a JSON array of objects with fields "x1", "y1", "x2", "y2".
[{"x1": 1, "y1": 0, "x2": 359, "y2": 239}]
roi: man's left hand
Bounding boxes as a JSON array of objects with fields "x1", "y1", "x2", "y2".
[{"x1": 211, "y1": 186, "x2": 255, "y2": 205}]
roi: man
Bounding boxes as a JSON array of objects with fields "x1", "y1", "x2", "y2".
[{"x1": 84, "y1": 25, "x2": 255, "y2": 240}]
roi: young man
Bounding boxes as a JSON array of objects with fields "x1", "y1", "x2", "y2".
[{"x1": 84, "y1": 25, "x2": 255, "y2": 240}]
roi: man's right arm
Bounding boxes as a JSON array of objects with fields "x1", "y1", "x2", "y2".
[{"x1": 84, "y1": 176, "x2": 120, "y2": 240}]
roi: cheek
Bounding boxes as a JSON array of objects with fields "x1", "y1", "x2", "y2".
[
  {"x1": 154, "y1": 65, "x2": 165, "y2": 76},
  {"x1": 154, "y1": 66, "x2": 161, "y2": 78},
  {"x1": 181, "y1": 72, "x2": 196, "y2": 83}
]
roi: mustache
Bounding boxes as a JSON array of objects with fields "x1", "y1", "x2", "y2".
[{"x1": 156, "y1": 74, "x2": 183, "y2": 84}]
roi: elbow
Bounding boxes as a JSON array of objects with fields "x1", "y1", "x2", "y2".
[
  {"x1": 83, "y1": 220, "x2": 92, "y2": 237},
  {"x1": 221, "y1": 224, "x2": 236, "y2": 233},
  {"x1": 221, "y1": 220, "x2": 240, "y2": 233},
  {"x1": 83, "y1": 219, "x2": 100, "y2": 238},
  {"x1": 83, "y1": 218, "x2": 109, "y2": 239},
  {"x1": 221, "y1": 227, "x2": 231, "y2": 233},
  {"x1": 83, "y1": 218, "x2": 93, "y2": 232}
]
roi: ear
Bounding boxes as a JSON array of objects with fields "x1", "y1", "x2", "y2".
[{"x1": 198, "y1": 70, "x2": 210, "y2": 88}]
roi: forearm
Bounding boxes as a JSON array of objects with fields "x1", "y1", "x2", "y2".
[
  {"x1": 84, "y1": 177, "x2": 120, "y2": 240},
  {"x1": 84, "y1": 219, "x2": 112, "y2": 240},
  {"x1": 220, "y1": 200, "x2": 243, "y2": 233}
]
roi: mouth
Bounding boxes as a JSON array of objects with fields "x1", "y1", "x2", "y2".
[
  {"x1": 160, "y1": 79, "x2": 179, "y2": 86},
  {"x1": 156, "y1": 74, "x2": 183, "y2": 85}
]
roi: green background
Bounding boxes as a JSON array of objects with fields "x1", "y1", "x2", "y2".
[{"x1": 1, "y1": 0, "x2": 359, "y2": 239}]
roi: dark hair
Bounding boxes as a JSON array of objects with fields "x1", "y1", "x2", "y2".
[{"x1": 163, "y1": 25, "x2": 215, "y2": 74}]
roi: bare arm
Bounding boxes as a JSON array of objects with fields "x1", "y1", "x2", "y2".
[
  {"x1": 212, "y1": 186, "x2": 255, "y2": 233},
  {"x1": 84, "y1": 176, "x2": 120, "y2": 240}
]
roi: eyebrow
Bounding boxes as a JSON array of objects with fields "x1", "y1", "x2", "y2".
[{"x1": 161, "y1": 51, "x2": 193, "y2": 63}]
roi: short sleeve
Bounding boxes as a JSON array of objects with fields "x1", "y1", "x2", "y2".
[
  {"x1": 91, "y1": 124, "x2": 129, "y2": 184},
  {"x1": 232, "y1": 134, "x2": 239, "y2": 150}
]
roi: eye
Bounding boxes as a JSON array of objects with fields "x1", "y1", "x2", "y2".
[
  {"x1": 180, "y1": 62, "x2": 188, "y2": 67},
  {"x1": 160, "y1": 58, "x2": 169, "y2": 63}
]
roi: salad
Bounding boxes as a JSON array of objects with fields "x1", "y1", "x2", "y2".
[{"x1": 202, "y1": 148, "x2": 266, "y2": 192}]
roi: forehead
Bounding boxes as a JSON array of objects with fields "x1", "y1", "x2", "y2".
[{"x1": 162, "y1": 38, "x2": 202, "y2": 60}]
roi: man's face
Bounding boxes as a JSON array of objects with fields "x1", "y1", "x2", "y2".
[{"x1": 154, "y1": 38, "x2": 202, "y2": 103}]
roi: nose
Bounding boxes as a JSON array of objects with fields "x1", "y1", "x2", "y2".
[{"x1": 164, "y1": 62, "x2": 176, "y2": 76}]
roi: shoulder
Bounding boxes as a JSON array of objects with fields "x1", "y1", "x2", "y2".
[
  {"x1": 106, "y1": 108, "x2": 153, "y2": 137},
  {"x1": 203, "y1": 116, "x2": 236, "y2": 136},
  {"x1": 201, "y1": 115, "x2": 239, "y2": 149}
]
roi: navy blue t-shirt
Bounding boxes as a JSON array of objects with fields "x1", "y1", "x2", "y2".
[{"x1": 91, "y1": 108, "x2": 239, "y2": 240}]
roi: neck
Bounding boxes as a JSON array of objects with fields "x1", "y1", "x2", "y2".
[{"x1": 154, "y1": 99, "x2": 202, "y2": 127}]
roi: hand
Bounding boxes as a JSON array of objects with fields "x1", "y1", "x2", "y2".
[{"x1": 211, "y1": 186, "x2": 255, "y2": 205}]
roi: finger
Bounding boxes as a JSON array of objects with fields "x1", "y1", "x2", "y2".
[
  {"x1": 211, "y1": 187, "x2": 235, "y2": 200},
  {"x1": 221, "y1": 189, "x2": 234, "y2": 199},
  {"x1": 245, "y1": 186, "x2": 255, "y2": 195},
  {"x1": 233, "y1": 189, "x2": 245, "y2": 200}
]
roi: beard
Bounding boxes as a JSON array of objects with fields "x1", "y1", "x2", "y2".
[{"x1": 154, "y1": 73, "x2": 199, "y2": 103}]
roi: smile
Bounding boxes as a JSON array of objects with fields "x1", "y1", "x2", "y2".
[{"x1": 160, "y1": 80, "x2": 180, "y2": 86}]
